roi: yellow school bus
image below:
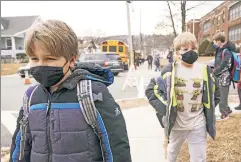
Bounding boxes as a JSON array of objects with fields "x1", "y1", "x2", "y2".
[{"x1": 101, "y1": 40, "x2": 129, "y2": 70}]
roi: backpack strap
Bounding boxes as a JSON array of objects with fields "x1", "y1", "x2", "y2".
[
  {"x1": 77, "y1": 80, "x2": 97, "y2": 129},
  {"x1": 22, "y1": 85, "x2": 39, "y2": 117},
  {"x1": 221, "y1": 48, "x2": 228, "y2": 60},
  {"x1": 19, "y1": 85, "x2": 38, "y2": 160},
  {"x1": 77, "y1": 80, "x2": 114, "y2": 161}
]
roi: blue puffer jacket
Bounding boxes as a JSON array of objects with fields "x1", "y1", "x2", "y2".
[{"x1": 10, "y1": 64, "x2": 132, "y2": 162}]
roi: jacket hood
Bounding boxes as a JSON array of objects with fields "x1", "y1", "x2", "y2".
[
  {"x1": 60, "y1": 63, "x2": 114, "y2": 90},
  {"x1": 223, "y1": 41, "x2": 236, "y2": 52}
]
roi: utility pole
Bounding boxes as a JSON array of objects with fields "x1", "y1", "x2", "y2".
[
  {"x1": 126, "y1": 1, "x2": 133, "y2": 66},
  {"x1": 140, "y1": 8, "x2": 143, "y2": 55}
]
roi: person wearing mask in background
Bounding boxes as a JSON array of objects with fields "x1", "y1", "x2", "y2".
[
  {"x1": 9, "y1": 19, "x2": 132, "y2": 162},
  {"x1": 212, "y1": 32, "x2": 236, "y2": 120},
  {"x1": 145, "y1": 32, "x2": 220, "y2": 162}
]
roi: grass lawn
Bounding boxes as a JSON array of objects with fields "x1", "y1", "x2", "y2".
[
  {"x1": 1, "y1": 64, "x2": 24, "y2": 76},
  {"x1": 164, "y1": 114, "x2": 241, "y2": 162}
]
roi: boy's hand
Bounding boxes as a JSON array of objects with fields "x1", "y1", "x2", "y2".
[{"x1": 156, "y1": 113, "x2": 165, "y2": 128}]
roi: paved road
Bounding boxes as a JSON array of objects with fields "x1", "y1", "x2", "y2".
[
  {"x1": 0, "y1": 67, "x2": 151, "y2": 147},
  {"x1": 1, "y1": 62, "x2": 238, "y2": 147}
]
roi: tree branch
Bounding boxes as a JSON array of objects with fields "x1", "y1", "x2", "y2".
[
  {"x1": 186, "y1": 1, "x2": 205, "y2": 12},
  {"x1": 167, "y1": 1, "x2": 177, "y2": 37}
]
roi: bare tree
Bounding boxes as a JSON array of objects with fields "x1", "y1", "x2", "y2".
[
  {"x1": 157, "y1": 1, "x2": 205, "y2": 34},
  {"x1": 180, "y1": 1, "x2": 186, "y2": 32},
  {"x1": 180, "y1": 1, "x2": 205, "y2": 32},
  {"x1": 167, "y1": 1, "x2": 177, "y2": 37}
]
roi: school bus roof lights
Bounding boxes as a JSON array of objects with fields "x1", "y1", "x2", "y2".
[
  {"x1": 102, "y1": 41, "x2": 108, "y2": 45},
  {"x1": 118, "y1": 42, "x2": 125, "y2": 46}
]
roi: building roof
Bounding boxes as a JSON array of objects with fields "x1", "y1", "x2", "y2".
[
  {"x1": 1, "y1": 15, "x2": 39, "y2": 36},
  {"x1": 199, "y1": 1, "x2": 228, "y2": 21},
  {"x1": 187, "y1": 19, "x2": 201, "y2": 24}
]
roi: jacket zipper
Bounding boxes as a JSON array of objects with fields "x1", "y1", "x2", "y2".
[
  {"x1": 167, "y1": 63, "x2": 175, "y2": 143},
  {"x1": 46, "y1": 92, "x2": 53, "y2": 162}
]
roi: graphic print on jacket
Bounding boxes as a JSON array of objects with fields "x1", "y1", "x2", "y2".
[{"x1": 11, "y1": 64, "x2": 132, "y2": 162}]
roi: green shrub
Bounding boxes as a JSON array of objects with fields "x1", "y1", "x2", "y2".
[
  {"x1": 198, "y1": 39, "x2": 210, "y2": 56},
  {"x1": 205, "y1": 41, "x2": 216, "y2": 56},
  {"x1": 16, "y1": 53, "x2": 27, "y2": 59}
]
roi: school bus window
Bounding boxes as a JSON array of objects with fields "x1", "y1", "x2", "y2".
[
  {"x1": 109, "y1": 46, "x2": 117, "y2": 52},
  {"x1": 119, "y1": 46, "x2": 124, "y2": 52},
  {"x1": 102, "y1": 46, "x2": 107, "y2": 52}
]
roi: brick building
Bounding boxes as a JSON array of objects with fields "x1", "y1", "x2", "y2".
[
  {"x1": 187, "y1": 1, "x2": 241, "y2": 47},
  {"x1": 186, "y1": 19, "x2": 200, "y2": 40}
]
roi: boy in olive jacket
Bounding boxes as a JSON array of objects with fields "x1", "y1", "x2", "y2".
[{"x1": 146, "y1": 32, "x2": 220, "y2": 162}]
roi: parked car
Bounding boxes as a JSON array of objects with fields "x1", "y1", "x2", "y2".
[
  {"x1": 78, "y1": 52, "x2": 124, "y2": 76},
  {"x1": 18, "y1": 63, "x2": 31, "y2": 78}
]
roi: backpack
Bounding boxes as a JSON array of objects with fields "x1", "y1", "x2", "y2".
[
  {"x1": 18, "y1": 80, "x2": 102, "y2": 160},
  {"x1": 222, "y1": 49, "x2": 241, "y2": 83}
]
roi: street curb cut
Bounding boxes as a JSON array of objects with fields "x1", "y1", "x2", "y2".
[
  {"x1": 116, "y1": 97, "x2": 148, "y2": 109},
  {"x1": 116, "y1": 95, "x2": 240, "y2": 110}
]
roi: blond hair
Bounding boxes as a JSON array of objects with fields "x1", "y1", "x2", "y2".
[
  {"x1": 25, "y1": 19, "x2": 78, "y2": 60},
  {"x1": 173, "y1": 32, "x2": 197, "y2": 51},
  {"x1": 212, "y1": 32, "x2": 226, "y2": 43}
]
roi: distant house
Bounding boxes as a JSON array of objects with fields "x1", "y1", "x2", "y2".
[
  {"x1": 1, "y1": 15, "x2": 41, "y2": 59},
  {"x1": 78, "y1": 39, "x2": 100, "y2": 55}
]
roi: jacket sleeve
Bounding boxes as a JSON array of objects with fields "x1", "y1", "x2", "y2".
[
  {"x1": 145, "y1": 76, "x2": 167, "y2": 116},
  {"x1": 9, "y1": 108, "x2": 32, "y2": 162},
  {"x1": 214, "y1": 49, "x2": 232, "y2": 76},
  {"x1": 207, "y1": 66, "x2": 221, "y2": 107},
  {"x1": 92, "y1": 81, "x2": 132, "y2": 162}
]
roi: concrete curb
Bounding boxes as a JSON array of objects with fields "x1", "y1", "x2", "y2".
[
  {"x1": 116, "y1": 97, "x2": 148, "y2": 109},
  {"x1": 117, "y1": 95, "x2": 240, "y2": 110}
]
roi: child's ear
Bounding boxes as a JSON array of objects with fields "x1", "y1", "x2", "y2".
[
  {"x1": 69, "y1": 56, "x2": 77, "y2": 68},
  {"x1": 174, "y1": 51, "x2": 180, "y2": 61}
]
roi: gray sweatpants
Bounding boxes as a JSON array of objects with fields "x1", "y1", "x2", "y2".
[
  {"x1": 219, "y1": 85, "x2": 230, "y2": 115},
  {"x1": 167, "y1": 125, "x2": 207, "y2": 162}
]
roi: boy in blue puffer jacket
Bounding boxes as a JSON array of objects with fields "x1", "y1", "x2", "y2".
[{"x1": 9, "y1": 19, "x2": 132, "y2": 162}]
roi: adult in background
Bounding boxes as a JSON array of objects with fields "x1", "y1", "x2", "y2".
[
  {"x1": 147, "y1": 54, "x2": 153, "y2": 70},
  {"x1": 167, "y1": 49, "x2": 174, "y2": 63},
  {"x1": 154, "y1": 54, "x2": 160, "y2": 72}
]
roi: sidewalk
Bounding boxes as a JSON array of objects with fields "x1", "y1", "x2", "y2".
[
  {"x1": 1, "y1": 100, "x2": 240, "y2": 162},
  {"x1": 122, "y1": 106, "x2": 167, "y2": 162},
  {"x1": 121, "y1": 102, "x2": 240, "y2": 162}
]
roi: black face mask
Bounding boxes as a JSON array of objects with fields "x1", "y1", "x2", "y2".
[
  {"x1": 30, "y1": 61, "x2": 69, "y2": 87},
  {"x1": 181, "y1": 51, "x2": 198, "y2": 64}
]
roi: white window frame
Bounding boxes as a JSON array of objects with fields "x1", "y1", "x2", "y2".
[
  {"x1": 228, "y1": 23, "x2": 241, "y2": 41},
  {"x1": 229, "y1": 1, "x2": 241, "y2": 21},
  {"x1": 5, "y1": 38, "x2": 12, "y2": 49}
]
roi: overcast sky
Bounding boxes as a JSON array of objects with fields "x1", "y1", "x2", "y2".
[{"x1": 1, "y1": 1, "x2": 223, "y2": 37}]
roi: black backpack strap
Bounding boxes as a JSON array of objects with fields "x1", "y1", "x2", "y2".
[{"x1": 77, "y1": 80, "x2": 97, "y2": 129}]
